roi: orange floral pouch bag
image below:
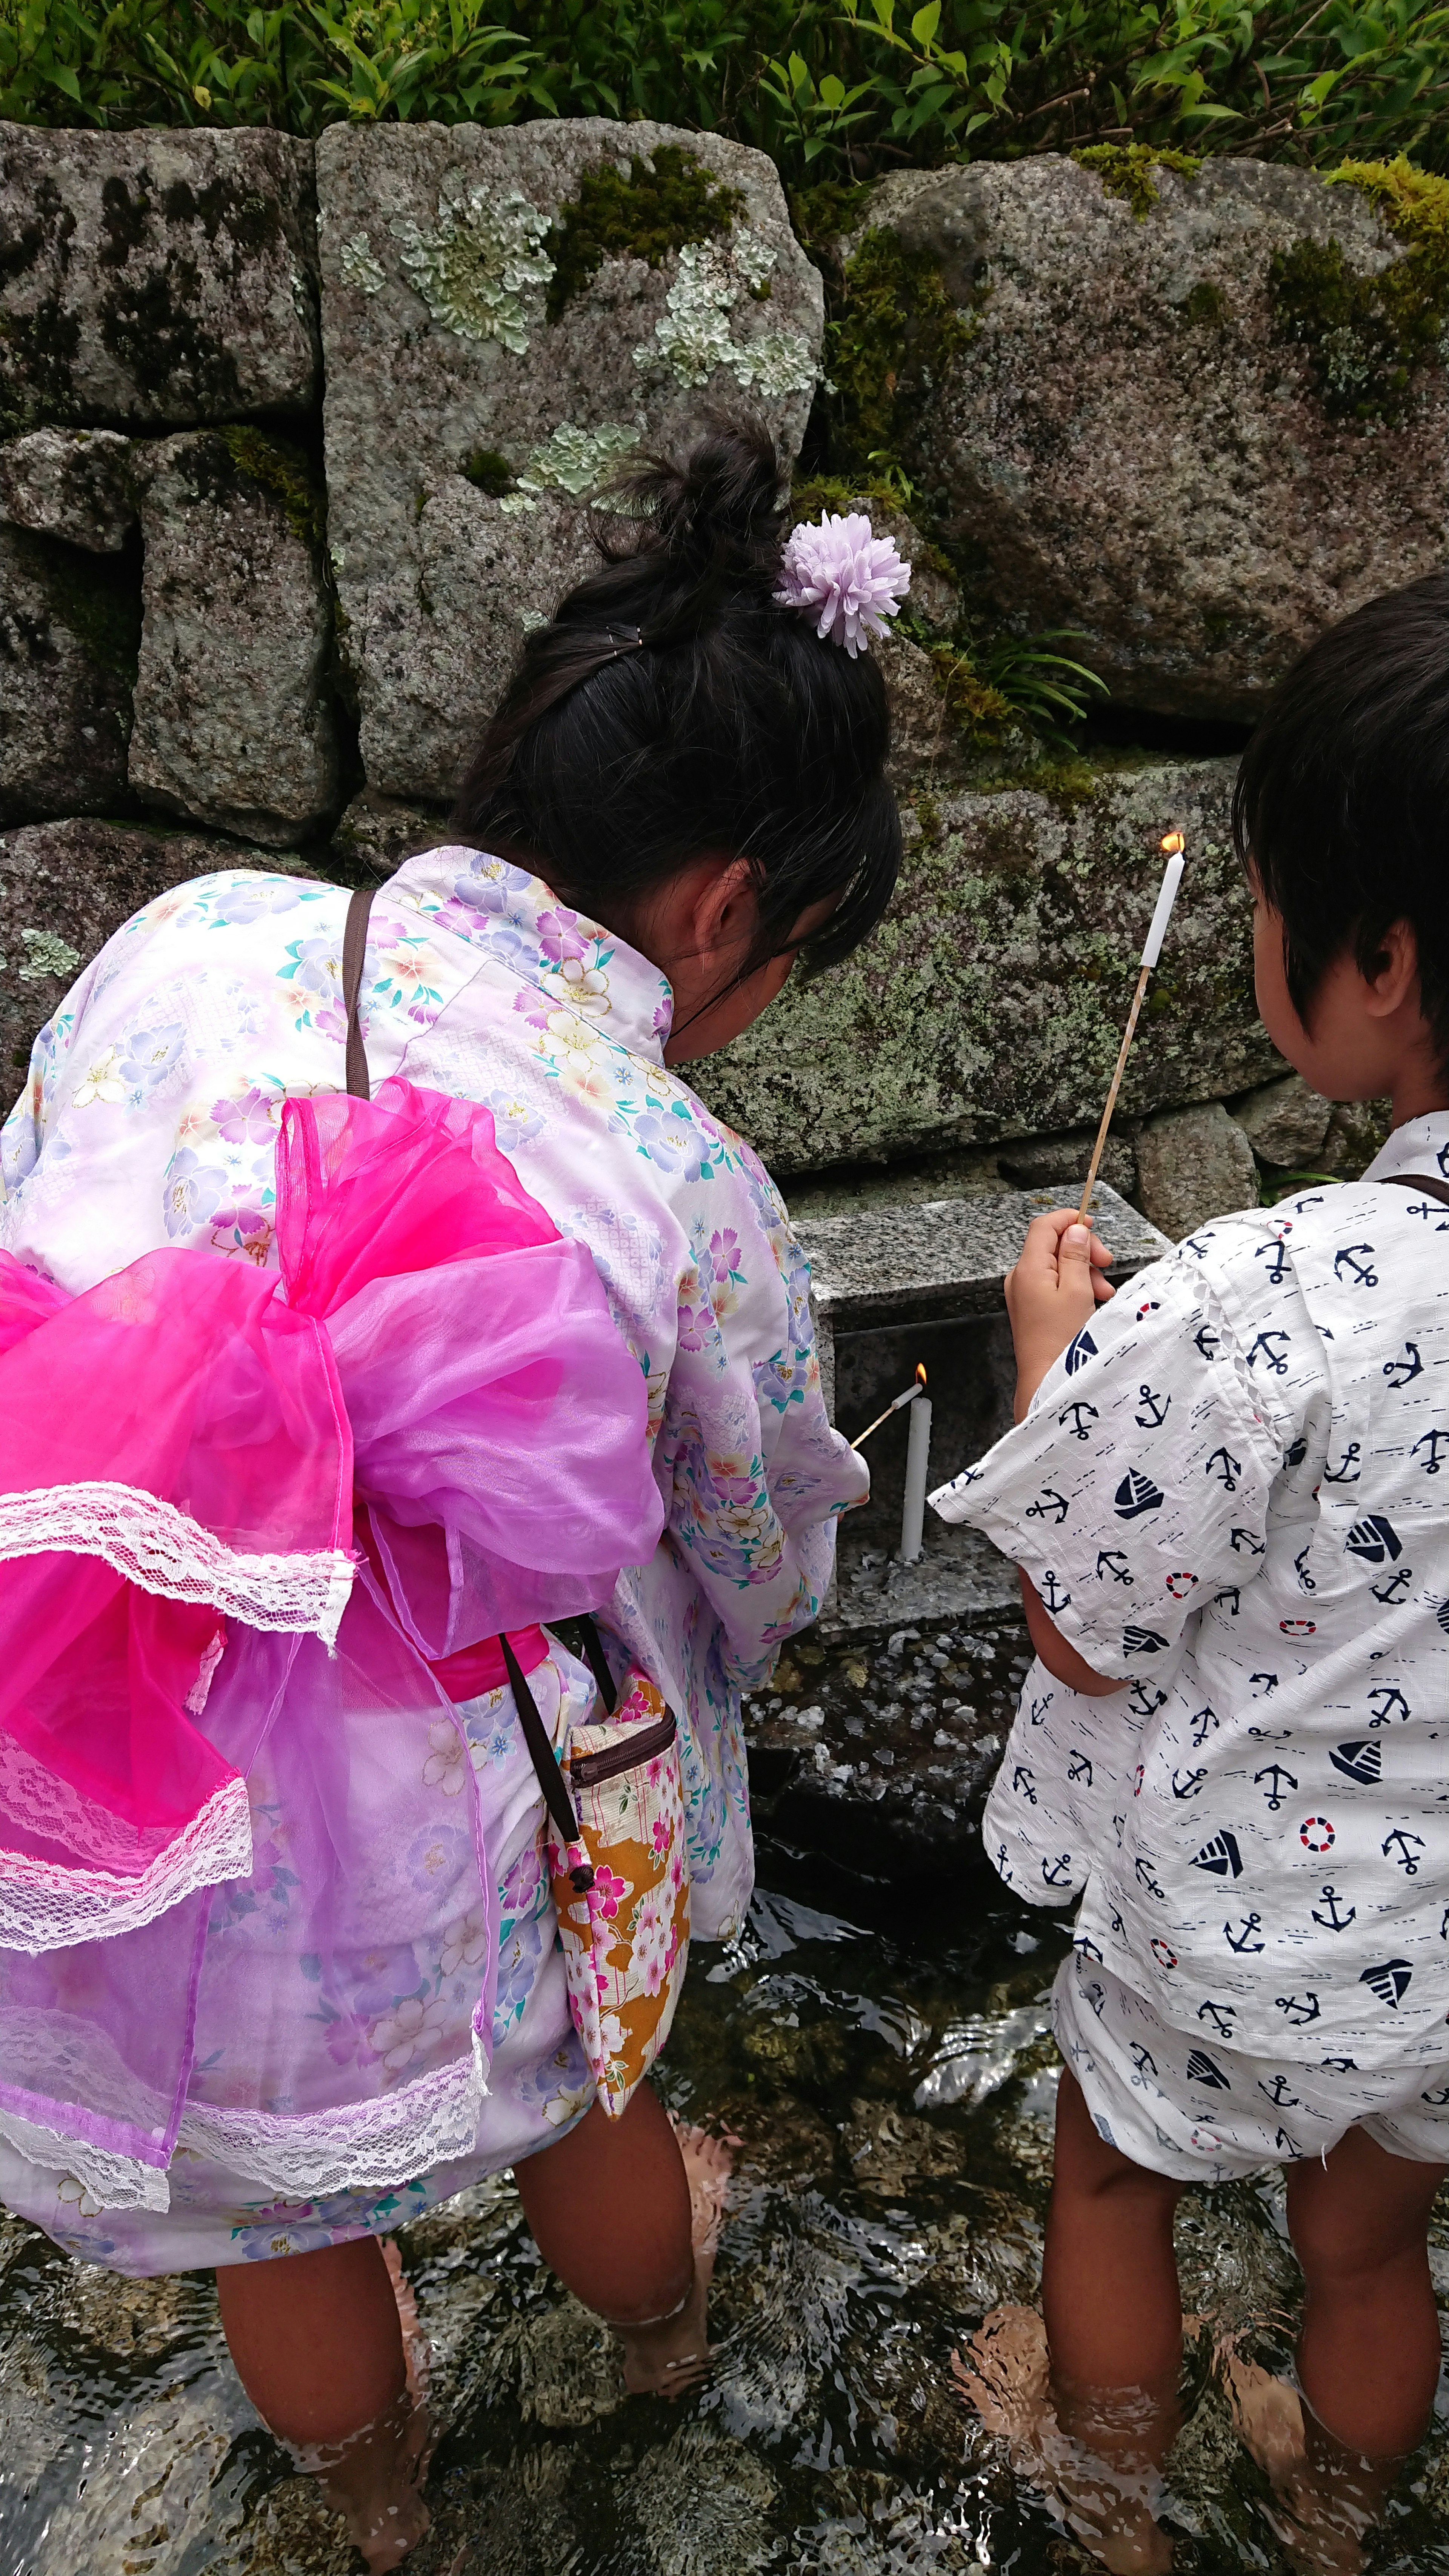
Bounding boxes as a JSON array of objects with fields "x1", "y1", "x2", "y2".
[{"x1": 502, "y1": 1631, "x2": 690, "y2": 2119}]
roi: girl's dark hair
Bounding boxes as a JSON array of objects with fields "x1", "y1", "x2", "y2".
[
  {"x1": 451, "y1": 414, "x2": 900, "y2": 983},
  {"x1": 1233, "y1": 572, "x2": 1449, "y2": 1069}
]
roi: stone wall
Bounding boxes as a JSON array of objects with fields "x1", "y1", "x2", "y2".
[{"x1": 2, "y1": 122, "x2": 1431, "y2": 1212}]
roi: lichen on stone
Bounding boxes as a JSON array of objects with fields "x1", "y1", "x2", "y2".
[
  {"x1": 17, "y1": 927, "x2": 81, "y2": 982},
  {"x1": 632, "y1": 233, "x2": 815, "y2": 395},
  {"x1": 545, "y1": 145, "x2": 745, "y2": 325},
  {"x1": 497, "y1": 420, "x2": 643, "y2": 515},
  {"x1": 391, "y1": 180, "x2": 554, "y2": 355},
  {"x1": 339, "y1": 232, "x2": 386, "y2": 297},
  {"x1": 1072, "y1": 145, "x2": 1203, "y2": 221},
  {"x1": 1270, "y1": 155, "x2": 1449, "y2": 426}
]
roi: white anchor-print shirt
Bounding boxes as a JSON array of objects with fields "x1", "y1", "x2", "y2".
[{"x1": 933, "y1": 1111, "x2": 1449, "y2": 2072}]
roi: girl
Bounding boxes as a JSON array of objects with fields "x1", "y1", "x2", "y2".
[{"x1": 0, "y1": 421, "x2": 906, "y2": 2565}]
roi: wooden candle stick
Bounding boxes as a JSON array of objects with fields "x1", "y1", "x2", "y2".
[{"x1": 1076, "y1": 833, "x2": 1186, "y2": 1226}]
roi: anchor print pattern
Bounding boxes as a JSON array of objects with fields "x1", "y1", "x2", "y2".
[{"x1": 933, "y1": 1110, "x2": 1449, "y2": 2074}]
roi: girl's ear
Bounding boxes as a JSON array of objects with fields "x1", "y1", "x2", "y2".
[
  {"x1": 652, "y1": 853, "x2": 758, "y2": 972},
  {"x1": 1364, "y1": 918, "x2": 1423, "y2": 1020}
]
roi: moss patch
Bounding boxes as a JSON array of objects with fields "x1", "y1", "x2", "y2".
[
  {"x1": 460, "y1": 447, "x2": 515, "y2": 497},
  {"x1": 927, "y1": 644, "x2": 1012, "y2": 746},
  {"x1": 788, "y1": 181, "x2": 875, "y2": 267},
  {"x1": 217, "y1": 425, "x2": 323, "y2": 548},
  {"x1": 545, "y1": 145, "x2": 744, "y2": 325},
  {"x1": 1271, "y1": 154, "x2": 1449, "y2": 425},
  {"x1": 824, "y1": 226, "x2": 977, "y2": 486},
  {"x1": 1072, "y1": 145, "x2": 1203, "y2": 221},
  {"x1": 1178, "y1": 279, "x2": 1232, "y2": 328}
]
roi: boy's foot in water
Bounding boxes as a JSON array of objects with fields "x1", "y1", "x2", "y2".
[
  {"x1": 1221, "y1": 2343, "x2": 1378, "y2": 2576},
  {"x1": 953, "y1": 2304, "x2": 1175, "y2": 2574},
  {"x1": 618, "y1": 2122, "x2": 733, "y2": 2399}
]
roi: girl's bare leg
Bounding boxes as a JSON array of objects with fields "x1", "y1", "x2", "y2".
[
  {"x1": 216, "y1": 2234, "x2": 428, "y2": 2571},
  {"x1": 514, "y1": 2084, "x2": 731, "y2": 2395}
]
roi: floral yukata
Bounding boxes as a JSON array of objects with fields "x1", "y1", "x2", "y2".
[
  {"x1": 934, "y1": 1118, "x2": 1449, "y2": 2181},
  {"x1": 0, "y1": 851, "x2": 864, "y2": 2270}
]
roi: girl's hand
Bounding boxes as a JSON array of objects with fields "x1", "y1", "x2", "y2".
[{"x1": 1004, "y1": 1211, "x2": 1115, "y2": 1423}]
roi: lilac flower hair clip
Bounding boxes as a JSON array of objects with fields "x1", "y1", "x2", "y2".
[{"x1": 774, "y1": 510, "x2": 911, "y2": 657}]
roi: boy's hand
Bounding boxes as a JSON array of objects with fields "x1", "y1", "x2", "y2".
[{"x1": 1004, "y1": 1210, "x2": 1115, "y2": 1422}]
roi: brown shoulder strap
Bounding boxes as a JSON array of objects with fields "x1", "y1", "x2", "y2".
[
  {"x1": 1382, "y1": 1173, "x2": 1449, "y2": 1210},
  {"x1": 341, "y1": 882, "x2": 377, "y2": 1101}
]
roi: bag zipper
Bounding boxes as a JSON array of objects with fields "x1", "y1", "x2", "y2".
[{"x1": 568, "y1": 1710, "x2": 677, "y2": 1791}]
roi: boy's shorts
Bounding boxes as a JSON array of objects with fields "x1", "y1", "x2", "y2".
[{"x1": 1053, "y1": 1949, "x2": 1449, "y2": 2184}]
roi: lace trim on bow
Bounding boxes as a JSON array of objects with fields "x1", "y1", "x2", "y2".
[{"x1": 0, "y1": 1481, "x2": 354, "y2": 1643}]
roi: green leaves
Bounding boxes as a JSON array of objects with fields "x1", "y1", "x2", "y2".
[{"x1": 2, "y1": 0, "x2": 1449, "y2": 169}]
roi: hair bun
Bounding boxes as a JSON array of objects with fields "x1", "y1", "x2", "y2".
[{"x1": 612, "y1": 411, "x2": 785, "y2": 584}]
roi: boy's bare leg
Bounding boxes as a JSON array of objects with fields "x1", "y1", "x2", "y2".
[
  {"x1": 1037, "y1": 2068, "x2": 1186, "y2": 2570},
  {"x1": 1220, "y1": 2130, "x2": 1445, "y2": 2576},
  {"x1": 1044, "y1": 2070, "x2": 1188, "y2": 2452},
  {"x1": 514, "y1": 2082, "x2": 732, "y2": 2395},
  {"x1": 1287, "y1": 2126, "x2": 1446, "y2": 2456},
  {"x1": 217, "y1": 2235, "x2": 428, "y2": 2572}
]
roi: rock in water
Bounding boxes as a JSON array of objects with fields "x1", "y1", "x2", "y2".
[
  {"x1": 696, "y1": 757, "x2": 1280, "y2": 1176},
  {"x1": 873, "y1": 155, "x2": 1449, "y2": 719},
  {"x1": 316, "y1": 119, "x2": 823, "y2": 802},
  {"x1": 1135, "y1": 1101, "x2": 1260, "y2": 1237},
  {"x1": 0, "y1": 125, "x2": 319, "y2": 432},
  {"x1": 0, "y1": 818, "x2": 283, "y2": 1095},
  {"x1": 129, "y1": 431, "x2": 338, "y2": 847},
  {"x1": 0, "y1": 524, "x2": 137, "y2": 823},
  {"x1": 0, "y1": 428, "x2": 136, "y2": 551}
]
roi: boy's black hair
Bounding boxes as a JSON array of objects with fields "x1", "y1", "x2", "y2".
[
  {"x1": 1233, "y1": 571, "x2": 1449, "y2": 1069},
  {"x1": 451, "y1": 413, "x2": 900, "y2": 984}
]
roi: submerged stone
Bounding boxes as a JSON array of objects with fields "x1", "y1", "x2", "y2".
[
  {"x1": 869, "y1": 154, "x2": 1449, "y2": 720},
  {"x1": 0, "y1": 523, "x2": 137, "y2": 824},
  {"x1": 316, "y1": 118, "x2": 822, "y2": 802},
  {"x1": 0, "y1": 124, "x2": 319, "y2": 432},
  {"x1": 696, "y1": 756, "x2": 1284, "y2": 1175},
  {"x1": 129, "y1": 431, "x2": 338, "y2": 848},
  {"x1": 0, "y1": 427, "x2": 135, "y2": 550}
]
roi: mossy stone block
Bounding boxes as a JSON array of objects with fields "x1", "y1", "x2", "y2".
[
  {"x1": 863, "y1": 154, "x2": 1449, "y2": 722},
  {"x1": 0, "y1": 123, "x2": 319, "y2": 433},
  {"x1": 129, "y1": 432, "x2": 338, "y2": 848},
  {"x1": 693, "y1": 757, "x2": 1283, "y2": 1175},
  {"x1": 0, "y1": 522, "x2": 138, "y2": 824},
  {"x1": 315, "y1": 118, "x2": 821, "y2": 802}
]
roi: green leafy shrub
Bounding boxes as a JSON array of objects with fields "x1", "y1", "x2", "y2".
[{"x1": 5, "y1": 0, "x2": 1449, "y2": 174}]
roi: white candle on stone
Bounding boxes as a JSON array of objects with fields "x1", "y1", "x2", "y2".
[{"x1": 900, "y1": 1385, "x2": 932, "y2": 1564}]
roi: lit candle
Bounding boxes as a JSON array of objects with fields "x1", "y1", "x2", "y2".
[
  {"x1": 900, "y1": 1373, "x2": 932, "y2": 1565},
  {"x1": 1076, "y1": 831, "x2": 1186, "y2": 1225}
]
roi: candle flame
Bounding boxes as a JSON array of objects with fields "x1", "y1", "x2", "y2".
[
  {"x1": 1160, "y1": 830, "x2": 1185, "y2": 855},
  {"x1": 915, "y1": 1363, "x2": 928, "y2": 1389}
]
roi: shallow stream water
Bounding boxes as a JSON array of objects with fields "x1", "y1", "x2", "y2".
[{"x1": 3, "y1": 1831, "x2": 1449, "y2": 2576}]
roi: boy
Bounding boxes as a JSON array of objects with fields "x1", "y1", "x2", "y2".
[{"x1": 934, "y1": 572, "x2": 1449, "y2": 2572}]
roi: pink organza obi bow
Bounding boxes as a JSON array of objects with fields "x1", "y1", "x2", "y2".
[{"x1": 0, "y1": 1078, "x2": 665, "y2": 2208}]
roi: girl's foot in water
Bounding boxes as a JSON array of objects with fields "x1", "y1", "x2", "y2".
[
  {"x1": 617, "y1": 2122, "x2": 732, "y2": 2399},
  {"x1": 310, "y1": 2242, "x2": 431, "y2": 2570},
  {"x1": 954, "y1": 2305, "x2": 1175, "y2": 2575}
]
